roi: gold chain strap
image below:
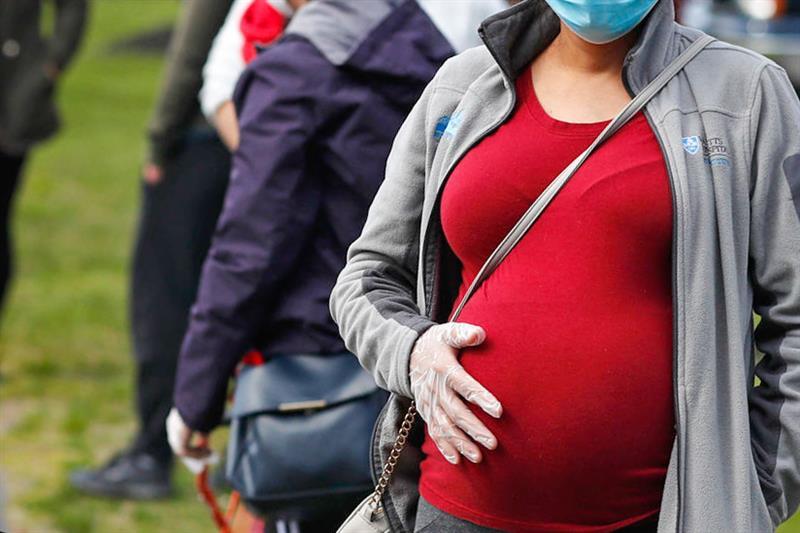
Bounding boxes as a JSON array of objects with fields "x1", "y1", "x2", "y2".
[
  {"x1": 358, "y1": 33, "x2": 717, "y2": 519},
  {"x1": 367, "y1": 402, "x2": 418, "y2": 509}
]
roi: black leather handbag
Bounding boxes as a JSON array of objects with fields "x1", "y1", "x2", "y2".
[{"x1": 226, "y1": 352, "x2": 388, "y2": 520}]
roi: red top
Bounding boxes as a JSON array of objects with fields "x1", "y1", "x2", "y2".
[{"x1": 419, "y1": 65, "x2": 675, "y2": 532}]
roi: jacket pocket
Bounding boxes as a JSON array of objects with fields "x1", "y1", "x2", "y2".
[{"x1": 748, "y1": 441, "x2": 777, "y2": 529}]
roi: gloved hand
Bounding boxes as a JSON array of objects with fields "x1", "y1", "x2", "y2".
[
  {"x1": 409, "y1": 322, "x2": 502, "y2": 465},
  {"x1": 166, "y1": 408, "x2": 217, "y2": 474}
]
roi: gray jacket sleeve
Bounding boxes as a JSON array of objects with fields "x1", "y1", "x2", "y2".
[
  {"x1": 49, "y1": 0, "x2": 88, "y2": 70},
  {"x1": 329, "y1": 78, "x2": 442, "y2": 399},
  {"x1": 747, "y1": 63, "x2": 800, "y2": 527}
]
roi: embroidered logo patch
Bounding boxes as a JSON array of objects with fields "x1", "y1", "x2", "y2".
[
  {"x1": 433, "y1": 112, "x2": 464, "y2": 142},
  {"x1": 682, "y1": 136, "x2": 700, "y2": 155},
  {"x1": 682, "y1": 135, "x2": 731, "y2": 168},
  {"x1": 433, "y1": 115, "x2": 450, "y2": 141},
  {"x1": 443, "y1": 111, "x2": 463, "y2": 139}
]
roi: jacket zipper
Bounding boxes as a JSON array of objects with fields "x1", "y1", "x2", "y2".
[
  {"x1": 647, "y1": 109, "x2": 683, "y2": 533},
  {"x1": 623, "y1": 60, "x2": 683, "y2": 533},
  {"x1": 390, "y1": 37, "x2": 520, "y2": 533}
]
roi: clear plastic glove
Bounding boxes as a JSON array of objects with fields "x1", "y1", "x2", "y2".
[
  {"x1": 410, "y1": 322, "x2": 502, "y2": 465},
  {"x1": 165, "y1": 408, "x2": 218, "y2": 474}
]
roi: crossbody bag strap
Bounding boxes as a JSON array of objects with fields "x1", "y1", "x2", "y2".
[
  {"x1": 451, "y1": 34, "x2": 715, "y2": 319},
  {"x1": 369, "y1": 34, "x2": 715, "y2": 510}
]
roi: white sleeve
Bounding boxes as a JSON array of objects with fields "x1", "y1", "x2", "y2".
[
  {"x1": 417, "y1": 0, "x2": 509, "y2": 53},
  {"x1": 199, "y1": 0, "x2": 251, "y2": 121}
]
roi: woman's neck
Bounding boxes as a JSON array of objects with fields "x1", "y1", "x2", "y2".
[
  {"x1": 546, "y1": 22, "x2": 639, "y2": 76},
  {"x1": 530, "y1": 22, "x2": 640, "y2": 123}
]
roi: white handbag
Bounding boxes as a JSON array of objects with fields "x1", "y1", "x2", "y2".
[{"x1": 337, "y1": 494, "x2": 392, "y2": 533}]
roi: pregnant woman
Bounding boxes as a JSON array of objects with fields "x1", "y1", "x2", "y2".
[{"x1": 331, "y1": 0, "x2": 800, "y2": 531}]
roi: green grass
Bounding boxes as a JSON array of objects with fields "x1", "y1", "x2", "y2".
[
  {"x1": 0, "y1": 2, "x2": 230, "y2": 532},
  {"x1": 0, "y1": 1, "x2": 798, "y2": 532}
]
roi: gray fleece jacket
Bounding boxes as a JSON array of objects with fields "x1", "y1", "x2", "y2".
[{"x1": 329, "y1": 0, "x2": 800, "y2": 531}]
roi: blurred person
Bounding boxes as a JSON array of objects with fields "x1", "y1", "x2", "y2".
[
  {"x1": 200, "y1": 0, "x2": 292, "y2": 151},
  {"x1": 331, "y1": 0, "x2": 800, "y2": 532},
  {"x1": 0, "y1": 0, "x2": 87, "y2": 322},
  {"x1": 164, "y1": 0, "x2": 461, "y2": 529},
  {"x1": 677, "y1": 0, "x2": 800, "y2": 90},
  {"x1": 199, "y1": 0, "x2": 508, "y2": 152},
  {"x1": 70, "y1": 0, "x2": 234, "y2": 500}
]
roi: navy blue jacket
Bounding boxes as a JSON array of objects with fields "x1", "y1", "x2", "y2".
[{"x1": 174, "y1": 0, "x2": 454, "y2": 431}]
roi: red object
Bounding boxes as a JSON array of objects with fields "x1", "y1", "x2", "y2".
[
  {"x1": 194, "y1": 436, "x2": 234, "y2": 533},
  {"x1": 194, "y1": 444, "x2": 264, "y2": 533},
  {"x1": 240, "y1": 0, "x2": 285, "y2": 64},
  {"x1": 196, "y1": 466, "x2": 233, "y2": 533},
  {"x1": 241, "y1": 349, "x2": 266, "y2": 366},
  {"x1": 194, "y1": 435, "x2": 251, "y2": 533},
  {"x1": 419, "y1": 65, "x2": 675, "y2": 532}
]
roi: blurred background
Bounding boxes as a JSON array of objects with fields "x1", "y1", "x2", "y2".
[{"x1": 0, "y1": 1, "x2": 798, "y2": 532}]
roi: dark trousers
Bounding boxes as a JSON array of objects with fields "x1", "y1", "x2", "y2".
[
  {"x1": 130, "y1": 132, "x2": 230, "y2": 463},
  {"x1": 0, "y1": 149, "x2": 25, "y2": 321}
]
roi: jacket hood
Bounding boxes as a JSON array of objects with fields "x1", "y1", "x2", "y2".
[
  {"x1": 479, "y1": 0, "x2": 677, "y2": 92},
  {"x1": 285, "y1": 0, "x2": 454, "y2": 85}
]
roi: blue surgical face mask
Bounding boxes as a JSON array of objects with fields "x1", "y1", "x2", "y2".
[{"x1": 544, "y1": 0, "x2": 660, "y2": 45}]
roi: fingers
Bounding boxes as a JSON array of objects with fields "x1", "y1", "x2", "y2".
[
  {"x1": 142, "y1": 163, "x2": 163, "y2": 185},
  {"x1": 410, "y1": 322, "x2": 502, "y2": 465},
  {"x1": 441, "y1": 388, "x2": 498, "y2": 450},
  {"x1": 438, "y1": 322, "x2": 486, "y2": 349},
  {"x1": 429, "y1": 409, "x2": 483, "y2": 464},
  {"x1": 182, "y1": 431, "x2": 212, "y2": 459},
  {"x1": 166, "y1": 408, "x2": 211, "y2": 459},
  {"x1": 183, "y1": 443, "x2": 212, "y2": 460},
  {"x1": 182, "y1": 429, "x2": 212, "y2": 459},
  {"x1": 432, "y1": 434, "x2": 460, "y2": 465},
  {"x1": 446, "y1": 366, "x2": 502, "y2": 418}
]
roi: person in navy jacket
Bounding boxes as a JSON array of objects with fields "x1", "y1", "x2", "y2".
[{"x1": 168, "y1": 0, "x2": 453, "y2": 455}]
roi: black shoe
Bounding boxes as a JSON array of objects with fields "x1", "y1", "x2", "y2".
[{"x1": 69, "y1": 450, "x2": 173, "y2": 500}]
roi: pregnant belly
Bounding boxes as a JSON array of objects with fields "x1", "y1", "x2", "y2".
[{"x1": 419, "y1": 296, "x2": 675, "y2": 530}]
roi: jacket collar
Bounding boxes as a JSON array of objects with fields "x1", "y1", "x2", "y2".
[
  {"x1": 284, "y1": 0, "x2": 453, "y2": 104},
  {"x1": 478, "y1": 0, "x2": 678, "y2": 93},
  {"x1": 285, "y1": 0, "x2": 405, "y2": 66}
]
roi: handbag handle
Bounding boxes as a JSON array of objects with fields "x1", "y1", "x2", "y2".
[{"x1": 368, "y1": 35, "x2": 715, "y2": 511}]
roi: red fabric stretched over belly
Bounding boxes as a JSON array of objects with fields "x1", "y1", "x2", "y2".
[{"x1": 419, "y1": 64, "x2": 675, "y2": 532}]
